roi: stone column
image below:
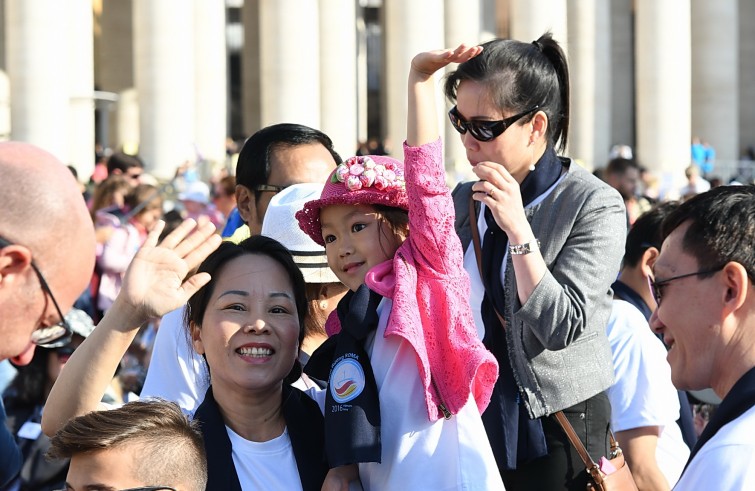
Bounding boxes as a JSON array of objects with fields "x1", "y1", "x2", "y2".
[
  {"x1": 133, "y1": 0, "x2": 195, "y2": 179},
  {"x1": 0, "y1": 71, "x2": 9, "y2": 140},
  {"x1": 193, "y1": 0, "x2": 227, "y2": 171},
  {"x1": 320, "y1": 0, "x2": 357, "y2": 158},
  {"x1": 510, "y1": 0, "x2": 567, "y2": 51},
  {"x1": 67, "y1": 0, "x2": 96, "y2": 178},
  {"x1": 635, "y1": 0, "x2": 691, "y2": 197},
  {"x1": 383, "y1": 0, "x2": 444, "y2": 159},
  {"x1": 691, "y1": 0, "x2": 739, "y2": 166},
  {"x1": 609, "y1": 0, "x2": 634, "y2": 152},
  {"x1": 99, "y1": 0, "x2": 135, "y2": 150},
  {"x1": 567, "y1": 0, "x2": 611, "y2": 170},
  {"x1": 1, "y1": 1, "x2": 8, "y2": 140},
  {"x1": 6, "y1": 0, "x2": 69, "y2": 158},
  {"x1": 259, "y1": 0, "x2": 320, "y2": 129},
  {"x1": 445, "y1": 0, "x2": 481, "y2": 178},
  {"x1": 242, "y1": 0, "x2": 262, "y2": 135},
  {"x1": 742, "y1": 0, "x2": 755, "y2": 160},
  {"x1": 116, "y1": 88, "x2": 140, "y2": 156}
]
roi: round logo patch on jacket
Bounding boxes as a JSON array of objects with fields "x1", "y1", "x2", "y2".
[{"x1": 330, "y1": 357, "x2": 365, "y2": 403}]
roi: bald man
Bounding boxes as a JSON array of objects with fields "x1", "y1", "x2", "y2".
[
  {"x1": 0, "y1": 142, "x2": 96, "y2": 365},
  {"x1": 0, "y1": 142, "x2": 96, "y2": 486}
]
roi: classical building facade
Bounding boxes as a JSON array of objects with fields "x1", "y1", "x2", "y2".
[{"x1": 0, "y1": 0, "x2": 752, "y2": 189}]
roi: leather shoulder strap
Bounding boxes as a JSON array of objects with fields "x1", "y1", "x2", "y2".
[{"x1": 553, "y1": 411, "x2": 597, "y2": 469}]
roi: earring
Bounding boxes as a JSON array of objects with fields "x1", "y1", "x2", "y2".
[
  {"x1": 319, "y1": 300, "x2": 328, "y2": 310},
  {"x1": 529, "y1": 164, "x2": 536, "y2": 171}
]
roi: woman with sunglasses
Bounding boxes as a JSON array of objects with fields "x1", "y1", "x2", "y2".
[{"x1": 443, "y1": 34, "x2": 627, "y2": 489}]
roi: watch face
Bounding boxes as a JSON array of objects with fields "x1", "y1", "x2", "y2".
[{"x1": 509, "y1": 240, "x2": 540, "y2": 255}]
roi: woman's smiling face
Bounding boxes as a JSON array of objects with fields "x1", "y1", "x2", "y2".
[{"x1": 191, "y1": 254, "x2": 301, "y2": 394}]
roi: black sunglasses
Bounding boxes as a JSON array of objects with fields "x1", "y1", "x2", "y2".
[
  {"x1": 448, "y1": 105, "x2": 540, "y2": 142},
  {"x1": 0, "y1": 236, "x2": 73, "y2": 348},
  {"x1": 253, "y1": 184, "x2": 289, "y2": 194},
  {"x1": 648, "y1": 267, "x2": 723, "y2": 306}
]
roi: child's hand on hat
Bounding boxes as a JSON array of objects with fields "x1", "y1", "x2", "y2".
[{"x1": 410, "y1": 44, "x2": 483, "y2": 78}]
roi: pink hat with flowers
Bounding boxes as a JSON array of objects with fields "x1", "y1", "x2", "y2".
[{"x1": 296, "y1": 155, "x2": 408, "y2": 246}]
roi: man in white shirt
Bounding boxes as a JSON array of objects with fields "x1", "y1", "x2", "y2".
[
  {"x1": 606, "y1": 300, "x2": 689, "y2": 489},
  {"x1": 142, "y1": 124, "x2": 340, "y2": 410},
  {"x1": 649, "y1": 186, "x2": 755, "y2": 490}
]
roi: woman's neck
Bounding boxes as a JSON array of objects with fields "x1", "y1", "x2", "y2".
[
  {"x1": 301, "y1": 333, "x2": 329, "y2": 356},
  {"x1": 514, "y1": 142, "x2": 548, "y2": 184},
  {"x1": 211, "y1": 381, "x2": 286, "y2": 442}
]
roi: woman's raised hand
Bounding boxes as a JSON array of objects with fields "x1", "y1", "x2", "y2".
[
  {"x1": 117, "y1": 218, "x2": 222, "y2": 321},
  {"x1": 410, "y1": 44, "x2": 482, "y2": 79}
]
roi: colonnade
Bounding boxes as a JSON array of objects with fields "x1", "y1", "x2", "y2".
[{"x1": 0, "y1": 0, "x2": 752, "y2": 188}]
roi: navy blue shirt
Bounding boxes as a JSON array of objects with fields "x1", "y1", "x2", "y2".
[{"x1": 0, "y1": 398, "x2": 22, "y2": 487}]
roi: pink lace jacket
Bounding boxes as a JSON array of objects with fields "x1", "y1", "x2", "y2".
[{"x1": 326, "y1": 138, "x2": 498, "y2": 421}]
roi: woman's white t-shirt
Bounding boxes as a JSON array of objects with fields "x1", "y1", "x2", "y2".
[
  {"x1": 357, "y1": 299, "x2": 505, "y2": 491},
  {"x1": 226, "y1": 426, "x2": 303, "y2": 491}
]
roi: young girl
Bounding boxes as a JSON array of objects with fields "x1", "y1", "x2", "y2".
[{"x1": 295, "y1": 46, "x2": 504, "y2": 490}]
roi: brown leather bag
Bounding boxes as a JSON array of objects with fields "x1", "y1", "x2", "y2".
[{"x1": 553, "y1": 411, "x2": 639, "y2": 491}]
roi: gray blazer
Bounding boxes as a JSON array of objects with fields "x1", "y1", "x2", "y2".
[{"x1": 453, "y1": 160, "x2": 626, "y2": 418}]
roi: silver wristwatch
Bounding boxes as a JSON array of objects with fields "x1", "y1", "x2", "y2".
[{"x1": 509, "y1": 239, "x2": 540, "y2": 255}]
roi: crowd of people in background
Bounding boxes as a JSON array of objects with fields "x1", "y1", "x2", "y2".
[{"x1": 2, "y1": 34, "x2": 755, "y2": 491}]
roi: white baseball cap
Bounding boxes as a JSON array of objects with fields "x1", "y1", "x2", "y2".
[{"x1": 261, "y1": 183, "x2": 340, "y2": 284}]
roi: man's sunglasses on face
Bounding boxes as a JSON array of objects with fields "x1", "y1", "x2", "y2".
[{"x1": 0, "y1": 236, "x2": 73, "y2": 348}]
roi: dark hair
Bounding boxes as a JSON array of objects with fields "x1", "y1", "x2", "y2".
[
  {"x1": 107, "y1": 151, "x2": 145, "y2": 175},
  {"x1": 606, "y1": 158, "x2": 639, "y2": 177},
  {"x1": 235, "y1": 124, "x2": 342, "y2": 202},
  {"x1": 186, "y1": 235, "x2": 308, "y2": 383},
  {"x1": 444, "y1": 32, "x2": 570, "y2": 153},
  {"x1": 3, "y1": 348, "x2": 49, "y2": 407},
  {"x1": 661, "y1": 185, "x2": 755, "y2": 282},
  {"x1": 623, "y1": 201, "x2": 680, "y2": 268},
  {"x1": 47, "y1": 399, "x2": 207, "y2": 491}
]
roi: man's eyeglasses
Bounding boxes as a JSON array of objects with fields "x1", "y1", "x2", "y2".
[
  {"x1": 0, "y1": 236, "x2": 73, "y2": 348},
  {"x1": 648, "y1": 267, "x2": 723, "y2": 306},
  {"x1": 448, "y1": 105, "x2": 540, "y2": 142},
  {"x1": 54, "y1": 487, "x2": 176, "y2": 491},
  {"x1": 253, "y1": 184, "x2": 288, "y2": 194}
]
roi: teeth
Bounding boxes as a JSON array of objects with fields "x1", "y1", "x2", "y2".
[{"x1": 237, "y1": 346, "x2": 273, "y2": 357}]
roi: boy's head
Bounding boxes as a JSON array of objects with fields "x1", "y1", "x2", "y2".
[
  {"x1": 296, "y1": 155, "x2": 409, "y2": 291},
  {"x1": 48, "y1": 399, "x2": 207, "y2": 491}
]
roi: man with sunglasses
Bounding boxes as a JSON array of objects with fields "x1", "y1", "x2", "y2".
[
  {"x1": 47, "y1": 399, "x2": 206, "y2": 491},
  {"x1": 649, "y1": 185, "x2": 755, "y2": 490},
  {"x1": 0, "y1": 141, "x2": 97, "y2": 486},
  {"x1": 0, "y1": 142, "x2": 96, "y2": 366}
]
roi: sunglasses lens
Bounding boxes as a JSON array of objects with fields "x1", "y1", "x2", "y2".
[
  {"x1": 31, "y1": 324, "x2": 70, "y2": 348},
  {"x1": 448, "y1": 111, "x2": 466, "y2": 135},
  {"x1": 469, "y1": 124, "x2": 495, "y2": 142}
]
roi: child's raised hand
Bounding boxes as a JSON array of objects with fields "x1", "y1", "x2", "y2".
[{"x1": 410, "y1": 44, "x2": 483, "y2": 78}]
